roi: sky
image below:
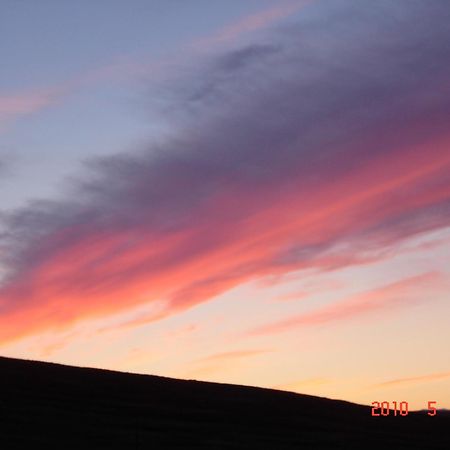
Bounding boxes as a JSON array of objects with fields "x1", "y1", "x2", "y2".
[{"x1": 0, "y1": 0, "x2": 449, "y2": 411}]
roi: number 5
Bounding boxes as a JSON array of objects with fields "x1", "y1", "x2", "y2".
[{"x1": 428, "y1": 401, "x2": 437, "y2": 416}]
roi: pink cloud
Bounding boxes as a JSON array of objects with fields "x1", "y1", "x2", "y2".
[
  {"x1": 195, "y1": 1, "x2": 310, "y2": 49},
  {"x1": 248, "y1": 272, "x2": 448, "y2": 336},
  {"x1": 0, "y1": 88, "x2": 63, "y2": 124},
  {"x1": 1, "y1": 134, "x2": 449, "y2": 344},
  {"x1": 1, "y1": 1, "x2": 449, "y2": 345},
  {"x1": 275, "y1": 278, "x2": 346, "y2": 301}
]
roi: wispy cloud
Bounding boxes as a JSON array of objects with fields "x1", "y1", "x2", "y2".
[
  {"x1": 182, "y1": 349, "x2": 270, "y2": 380},
  {"x1": 275, "y1": 278, "x2": 345, "y2": 301},
  {"x1": 194, "y1": 1, "x2": 310, "y2": 49},
  {"x1": 0, "y1": 88, "x2": 64, "y2": 128},
  {"x1": 248, "y1": 272, "x2": 447, "y2": 336},
  {"x1": 275, "y1": 378, "x2": 331, "y2": 392},
  {"x1": 0, "y1": 2, "x2": 308, "y2": 134},
  {"x1": 1, "y1": 1, "x2": 450, "y2": 344},
  {"x1": 374, "y1": 371, "x2": 450, "y2": 388},
  {"x1": 197, "y1": 349, "x2": 271, "y2": 363}
]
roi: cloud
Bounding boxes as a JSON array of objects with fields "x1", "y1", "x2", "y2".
[
  {"x1": 1, "y1": 1, "x2": 450, "y2": 344},
  {"x1": 374, "y1": 371, "x2": 450, "y2": 389},
  {"x1": 0, "y1": 88, "x2": 64, "y2": 129},
  {"x1": 182, "y1": 349, "x2": 270, "y2": 380},
  {"x1": 274, "y1": 278, "x2": 345, "y2": 301},
  {"x1": 193, "y1": 1, "x2": 309, "y2": 49},
  {"x1": 0, "y1": 1, "x2": 307, "y2": 135},
  {"x1": 0, "y1": 91, "x2": 55, "y2": 118},
  {"x1": 275, "y1": 378, "x2": 331, "y2": 392},
  {"x1": 197, "y1": 349, "x2": 271, "y2": 363},
  {"x1": 247, "y1": 272, "x2": 448, "y2": 336}
]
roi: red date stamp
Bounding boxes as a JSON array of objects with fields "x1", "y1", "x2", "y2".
[{"x1": 371, "y1": 401, "x2": 437, "y2": 416}]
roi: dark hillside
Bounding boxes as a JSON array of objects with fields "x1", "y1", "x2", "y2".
[{"x1": 0, "y1": 356, "x2": 448, "y2": 449}]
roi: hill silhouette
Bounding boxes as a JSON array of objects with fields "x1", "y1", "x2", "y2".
[{"x1": 0, "y1": 356, "x2": 448, "y2": 449}]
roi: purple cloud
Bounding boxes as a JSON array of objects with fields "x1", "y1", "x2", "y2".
[{"x1": 0, "y1": 0, "x2": 450, "y2": 343}]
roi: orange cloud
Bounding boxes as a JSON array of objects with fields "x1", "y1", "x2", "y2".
[
  {"x1": 197, "y1": 349, "x2": 271, "y2": 363},
  {"x1": 181, "y1": 349, "x2": 270, "y2": 380},
  {"x1": 374, "y1": 371, "x2": 450, "y2": 388},
  {"x1": 275, "y1": 378, "x2": 331, "y2": 392}
]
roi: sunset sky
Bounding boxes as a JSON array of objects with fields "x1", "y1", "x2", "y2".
[{"x1": 1, "y1": 0, "x2": 449, "y2": 410}]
